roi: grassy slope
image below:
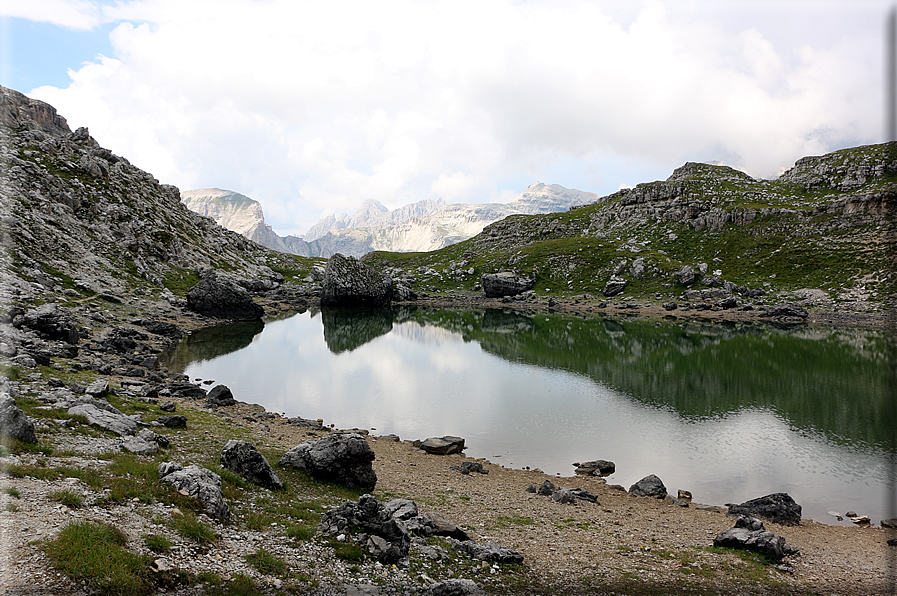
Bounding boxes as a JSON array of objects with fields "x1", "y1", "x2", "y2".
[{"x1": 364, "y1": 144, "x2": 896, "y2": 307}]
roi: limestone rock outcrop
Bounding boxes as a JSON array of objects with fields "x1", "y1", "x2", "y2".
[{"x1": 321, "y1": 254, "x2": 393, "y2": 307}]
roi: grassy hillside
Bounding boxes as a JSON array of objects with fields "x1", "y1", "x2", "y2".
[{"x1": 365, "y1": 143, "x2": 896, "y2": 310}]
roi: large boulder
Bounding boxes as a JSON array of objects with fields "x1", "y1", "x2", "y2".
[
  {"x1": 206, "y1": 385, "x2": 237, "y2": 408},
  {"x1": 158, "y1": 462, "x2": 230, "y2": 523},
  {"x1": 278, "y1": 433, "x2": 377, "y2": 490},
  {"x1": 68, "y1": 402, "x2": 138, "y2": 436},
  {"x1": 220, "y1": 439, "x2": 283, "y2": 489},
  {"x1": 481, "y1": 272, "x2": 534, "y2": 298},
  {"x1": 321, "y1": 254, "x2": 393, "y2": 307},
  {"x1": 602, "y1": 276, "x2": 627, "y2": 297},
  {"x1": 0, "y1": 393, "x2": 37, "y2": 443},
  {"x1": 186, "y1": 270, "x2": 265, "y2": 320},
  {"x1": 12, "y1": 303, "x2": 79, "y2": 344},
  {"x1": 629, "y1": 474, "x2": 667, "y2": 498},
  {"x1": 727, "y1": 493, "x2": 802, "y2": 526}
]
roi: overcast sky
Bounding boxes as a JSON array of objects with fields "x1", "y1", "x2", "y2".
[{"x1": 1, "y1": 0, "x2": 893, "y2": 236}]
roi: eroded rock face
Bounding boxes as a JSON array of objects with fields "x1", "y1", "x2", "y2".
[
  {"x1": 278, "y1": 433, "x2": 376, "y2": 490},
  {"x1": 321, "y1": 254, "x2": 393, "y2": 307},
  {"x1": 186, "y1": 270, "x2": 265, "y2": 320},
  {"x1": 0, "y1": 393, "x2": 37, "y2": 444},
  {"x1": 220, "y1": 439, "x2": 282, "y2": 489},
  {"x1": 481, "y1": 272, "x2": 534, "y2": 298},
  {"x1": 727, "y1": 493, "x2": 802, "y2": 526},
  {"x1": 158, "y1": 462, "x2": 231, "y2": 523},
  {"x1": 12, "y1": 304, "x2": 79, "y2": 344}
]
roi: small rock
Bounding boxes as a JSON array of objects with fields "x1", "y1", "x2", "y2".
[{"x1": 629, "y1": 474, "x2": 667, "y2": 499}]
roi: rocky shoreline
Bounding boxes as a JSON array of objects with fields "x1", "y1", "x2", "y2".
[{"x1": 0, "y1": 283, "x2": 895, "y2": 595}]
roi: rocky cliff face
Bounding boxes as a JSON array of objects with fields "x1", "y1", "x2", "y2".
[{"x1": 0, "y1": 86, "x2": 307, "y2": 306}]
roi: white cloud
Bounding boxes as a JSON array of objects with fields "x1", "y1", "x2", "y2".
[
  {"x1": 0, "y1": 0, "x2": 102, "y2": 29},
  {"x1": 22, "y1": 0, "x2": 891, "y2": 234}
]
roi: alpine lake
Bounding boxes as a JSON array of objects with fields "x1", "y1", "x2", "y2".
[{"x1": 163, "y1": 306, "x2": 896, "y2": 528}]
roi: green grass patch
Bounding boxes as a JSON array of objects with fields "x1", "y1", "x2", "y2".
[
  {"x1": 202, "y1": 573, "x2": 262, "y2": 596},
  {"x1": 285, "y1": 523, "x2": 316, "y2": 542},
  {"x1": 45, "y1": 521, "x2": 154, "y2": 596},
  {"x1": 2, "y1": 487, "x2": 20, "y2": 498},
  {"x1": 144, "y1": 533, "x2": 172, "y2": 553},
  {"x1": 167, "y1": 511, "x2": 217, "y2": 544},
  {"x1": 48, "y1": 490, "x2": 84, "y2": 508},
  {"x1": 244, "y1": 548, "x2": 287, "y2": 576}
]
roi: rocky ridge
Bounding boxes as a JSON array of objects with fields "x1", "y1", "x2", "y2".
[
  {"x1": 181, "y1": 184, "x2": 596, "y2": 259},
  {"x1": 0, "y1": 86, "x2": 315, "y2": 308}
]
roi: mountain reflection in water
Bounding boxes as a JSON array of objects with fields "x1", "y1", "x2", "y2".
[{"x1": 164, "y1": 307, "x2": 894, "y2": 526}]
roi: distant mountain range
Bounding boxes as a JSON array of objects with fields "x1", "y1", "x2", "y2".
[{"x1": 180, "y1": 184, "x2": 599, "y2": 258}]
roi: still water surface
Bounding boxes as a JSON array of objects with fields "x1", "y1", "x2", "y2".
[{"x1": 164, "y1": 307, "x2": 895, "y2": 527}]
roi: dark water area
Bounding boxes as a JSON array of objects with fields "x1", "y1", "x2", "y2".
[{"x1": 164, "y1": 307, "x2": 896, "y2": 527}]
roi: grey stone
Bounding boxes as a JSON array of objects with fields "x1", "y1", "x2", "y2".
[
  {"x1": 13, "y1": 303, "x2": 79, "y2": 344},
  {"x1": 551, "y1": 488, "x2": 577, "y2": 504},
  {"x1": 629, "y1": 474, "x2": 667, "y2": 498},
  {"x1": 321, "y1": 254, "x2": 394, "y2": 307},
  {"x1": 68, "y1": 403, "x2": 137, "y2": 436},
  {"x1": 727, "y1": 492, "x2": 802, "y2": 526},
  {"x1": 481, "y1": 272, "x2": 534, "y2": 298},
  {"x1": 158, "y1": 462, "x2": 230, "y2": 523},
  {"x1": 602, "y1": 276, "x2": 627, "y2": 297},
  {"x1": 677, "y1": 266, "x2": 696, "y2": 286},
  {"x1": 881, "y1": 518, "x2": 897, "y2": 529},
  {"x1": 206, "y1": 384, "x2": 237, "y2": 407},
  {"x1": 279, "y1": 432, "x2": 376, "y2": 490},
  {"x1": 446, "y1": 538, "x2": 524, "y2": 564},
  {"x1": 450, "y1": 461, "x2": 488, "y2": 475},
  {"x1": 418, "y1": 436, "x2": 465, "y2": 455},
  {"x1": 159, "y1": 401, "x2": 176, "y2": 412},
  {"x1": 404, "y1": 511, "x2": 470, "y2": 541},
  {"x1": 317, "y1": 494, "x2": 409, "y2": 563},
  {"x1": 120, "y1": 435, "x2": 159, "y2": 455},
  {"x1": 186, "y1": 270, "x2": 265, "y2": 320},
  {"x1": 573, "y1": 459, "x2": 615, "y2": 476},
  {"x1": 537, "y1": 480, "x2": 556, "y2": 496},
  {"x1": 84, "y1": 379, "x2": 110, "y2": 397},
  {"x1": 166, "y1": 383, "x2": 207, "y2": 399},
  {"x1": 156, "y1": 415, "x2": 187, "y2": 428},
  {"x1": 0, "y1": 393, "x2": 37, "y2": 443},
  {"x1": 220, "y1": 439, "x2": 283, "y2": 489},
  {"x1": 423, "y1": 579, "x2": 485, "y2": 596},
  {"x1": 393, "y1": 280, "x2": 418, "y2": 301},
  {"x1": 137, "y1": 428, "x2": 170, "y2": 448},
  {"x1": 713, "y1": 516, "x2": 796, "y2": 562},
  {"x1": 384, "y1": 499, "x2": 418, "y2": 520}
]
